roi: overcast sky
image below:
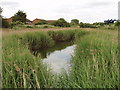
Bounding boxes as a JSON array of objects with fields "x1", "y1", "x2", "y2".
[{"x1": 0, "y1": 0, "x2": 119, "y2": 23}]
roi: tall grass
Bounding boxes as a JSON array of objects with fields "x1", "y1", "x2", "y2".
[
  {"x1": 68, "y1": 30, "x2": 119, "y2": 88},
  {"x1": 2, "y1": 30, "x2": 81, "y2": 88},
  {"x1": 2, "y1": 33, "x2": 55, "y2": 88},
  {"x1": 2, "y1": 29, "x2": 119, "y2": 88}
]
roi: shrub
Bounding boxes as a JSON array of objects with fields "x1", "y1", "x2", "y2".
[
  {"x1": 26, "y1": 25, "x2": 33, "y2": 28},
  {"x1": 79, "y1": 22, "x2": 96, "y2": 28},
  {"x1": 34, "y1": 20, "x2": 47, "y2": 25},
  {"x1": 2, "y1": 18, "x2": 10, "y2": 28},
  {"x1": 114, "y1": 21, "x2": 120, "y2": 26},
  {"x1": 10, "y1": 21, "x2": 24, "y2": 28},
  {"x1": 52, "y1": 18, "x2": 70, "y2": 27},
  {"x1": 70, "y1": 19, "x2": 79, "y2": 26},
  {"x1": 43, "y1": 26, "x2": 48, "y2": 28}
]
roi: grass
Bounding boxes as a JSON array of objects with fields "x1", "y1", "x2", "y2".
[
  {"x1": 68, "y1": 30, "x2": 119, "y2": 88},
  {"x1": 2, "y1": 28, "x2": 119, "y2": 88}
]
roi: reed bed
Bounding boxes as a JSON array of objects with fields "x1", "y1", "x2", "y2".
[{"x1": 2, "y1": 29, "x2": 119, "y2": 88}]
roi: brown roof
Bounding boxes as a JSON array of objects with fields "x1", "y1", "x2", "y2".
[
  {"x1": 26, "y1": 19, "x2": 32, "y2": 22},
  {"x1": 32, "y1": 18, "x2": 43, "y2": 24},
  {"x1": 4, "y1": 17, "x2": 12, "y2": 23},
  {"x1": 46, "y1": 20, "x2": 56, "y2": 23}
]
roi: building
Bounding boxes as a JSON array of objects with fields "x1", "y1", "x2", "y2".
[
  {"x1": 3, "y1": 17, "x2": 32, "y2": 24},
  {"x1": 46, "y1": 20, "x2": 56, "y2": 24},
  {"x1": 26, "y1": 19, "x2": 32, "y2": 24},
  {"x1": 3, "y1": 17, "x2": 12, "y2": 23},
  {"x1": 32, "y1": 18, "x2": 43, "y2": 24},
  {"x1": 4, "y1": 17, "x2": 57, "y2": 25}
]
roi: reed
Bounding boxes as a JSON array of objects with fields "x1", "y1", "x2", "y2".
[{"x1": 2, "y1": 29, "x2": 119, "y2": 88}]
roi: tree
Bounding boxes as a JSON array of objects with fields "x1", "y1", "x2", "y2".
[
  {"x1": 71, "y1": 19, "x2": 79, "y2": 25},
  {"x1": 0, "y1": 7, "x2": 2, "y2": 18},
  {"x1": 52, "y1": 18, "x2": 70, "y2": 27},
  {"x1": 0, "y1": 7, "x2": 2, "y2": 28},
  {"x1": 0, "y1": 7, "x2": 9, "y2": 28},
  {"x1": 12, "y1": 10, "x2": 27, "y2": 23},
  {"x1": 115, "y1": 21, "x2": 120, "y2": 26},
  {"x1": 79, "y1": 22, "x2": 84, "y2": 28},
  {"x1": 79, "y1": 22, "x2": 96, "y2": 28}
]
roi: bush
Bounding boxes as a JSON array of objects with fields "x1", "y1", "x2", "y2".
[
  {"x1": 70, "y1": 19, "x2": 79, "y2": 26},
  {"x1": 79, "y1": 22, "x2": 96, "y2": 28},
  {"x1": 52, "y1": 18, "x2": 70, "y2": 27},
  {"x1": 10, "y1": 21, "x2": 24, "y2": 28},
  {"x1": 114, "y1": 21, "x2": 120, "y2": 26},
  {"x1": 26, "y1": 25, "x2": 33, "y2": 28},
  {"x1": 34, "y1": 20, "x2": 47, "y2": 25},
  {"x1": 43, "y1": 26, "x2": 48, "y2": 28},
  {"x1": 2, "y1": 19, "x2": 10, "y2": 28}
]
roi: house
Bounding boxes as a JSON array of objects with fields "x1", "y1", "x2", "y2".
[
  {"x1": 3, "y1": 17, "x2": 12, "y2": 23},
  {"x1": 46, "y1": 20, "x2": 56, "y2": 24},
  {"x1": 32, "y1": 18, "x2": 43, "y2": 24},
  {"x1": 26, "y1": 19, "x2": 32, "y2": 24},
  {"x1": 3, "y1": 17, "x2": 57, "y2": 25},
  {"x1": 3, "y1": 17, "x2": 32, "y2": 24}
]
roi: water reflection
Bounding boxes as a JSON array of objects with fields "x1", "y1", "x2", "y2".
[
  {"x1": 43, "y1": 45, "x2": 76, "y2": 74},
  {"x1": 32, "y1": 41, "x2": 76, "y2": 74}
]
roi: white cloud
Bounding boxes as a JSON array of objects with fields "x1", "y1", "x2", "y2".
[{"x1": 0, "y1": 0, "x2": 119, "y2": 23}]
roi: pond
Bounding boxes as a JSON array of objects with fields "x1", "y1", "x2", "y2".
[{"x1": 32, "y1": 41, "x2": 76, "y2": 74}]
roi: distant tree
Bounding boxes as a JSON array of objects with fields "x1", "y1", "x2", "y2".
[
  {"x1": 2, "y1": 19, "x2": 10, "y2": 28},
  {"x1": 115, "y1": 21, "x2": 120, "y2": 26},
  {"x1": 79, "y1": 22, "x2": 84, "y2": 28},
  {"x1": 12, "y1": 10, "x2": 27, "y2": 23},
  {"x1": 0, "y1": 7, "x2": 2, "y2": 28},
  {"x1": 79, "y1": 22, "x2": 96, "y2": 28},
  {"x1": 34, "y1": 20, "x2": 47, "y2": 25},
  {"x1": 0, "y1": 7, "x2": 10, "y2": 28},
  {"x1": 0, "y1": 7, "x2": 2, "y2": 18},
  {"x1": 52, "y1": 18, "x2": 70, "y2": 27},
  {"x1": 71, "y1": 19, "x2": 79, "y2": 25},
  {"x1": 93, "y1": 22, "x2": 104, "y2": 26}
]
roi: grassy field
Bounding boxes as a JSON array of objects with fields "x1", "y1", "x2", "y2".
[{"x1": 2, "y1": 28, "x2": 119, "y2": 88}]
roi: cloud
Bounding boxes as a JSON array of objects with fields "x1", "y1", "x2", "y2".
[
  {"x1": 0, "y1": 1, "x2": 20, "y2": 8},
  {"x1": 89, "y1": 1, "x2": 112, "y2": 7},
  {"x1": 1, "y1": 0, "x2": 118, "y2": 23}
]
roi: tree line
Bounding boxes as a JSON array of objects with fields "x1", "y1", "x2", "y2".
[{"x1": 1, "y1": 8, "x2": 120, "y2": 28}]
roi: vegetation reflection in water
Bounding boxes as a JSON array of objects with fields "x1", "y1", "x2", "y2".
[{"x1": 32, "y1": 41, "x2": 76, "y2": 74}]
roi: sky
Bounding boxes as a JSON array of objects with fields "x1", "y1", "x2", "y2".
[{"x1": 0, "y1": 0, "x2": 119, "y2": 23}]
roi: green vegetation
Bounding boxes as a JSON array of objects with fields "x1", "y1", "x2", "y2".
[
  {"x1": 52, "y1": 18, "x2": 70, "y2": 27},
  {"x1": 70, "y1": 19, "x2": 79, "y2": 27},
  {"x1": 115, "y1": 21, "x2": 120, "y2": 26},
  {"x1": 1, "y1": 19, "x2": 10, "y2": 28},
  {"x1": 79, "y1": 22, "x2": 97, "y2": 28},
  {"x1": 34, "y1": 20, "x2": 47, "y2": 25},
  {"x1": 10, "y1": 21, "x2": 25, "y2": 29},
  {"x1": 2, "y1": 29, "x2": 119, "y2": 88},
  {"x1": 12, "y1": 10, "x2": 27, "y2": 23},
  {"x1": 68, "y1": 31, "x2": 119, "y2": 88},
  {"x1": 2, "y1": 30, "x2": 78, "y2": 88}
]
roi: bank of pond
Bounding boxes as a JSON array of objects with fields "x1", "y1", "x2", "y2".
[{"x1": 2, "y1": 29, "x2": 119, "y2": 88}]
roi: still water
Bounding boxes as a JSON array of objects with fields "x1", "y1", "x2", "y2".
[{"x1": 32, "y1": 42, "x2": 76, "y2": 74}]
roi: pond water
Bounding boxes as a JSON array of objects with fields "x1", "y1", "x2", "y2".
[{"x1": 32, "y1": 41, "x2": 76, "y2": 74}]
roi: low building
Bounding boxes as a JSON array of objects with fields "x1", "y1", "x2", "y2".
[
  {"x1": 26, "y1": 19, "x2": 32, "y2": 24},
  {"x1": 3, "y1": 17, "x2": 32, "y2": 24},
  {"x1": 32, "y1": 18, "x2": 43, "y2": 24},
  {"x1": 3, "y1": 17, "x2": 12, "y2": 23},
  {"x1": 46, "y1": 20, "x2": 56, "y2": 24}
]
